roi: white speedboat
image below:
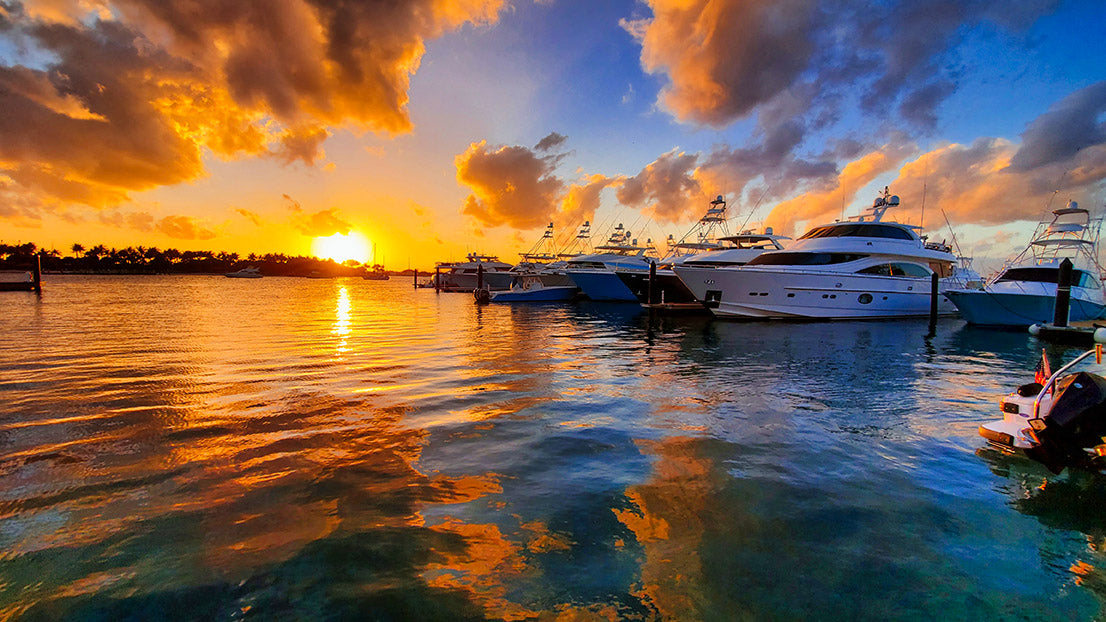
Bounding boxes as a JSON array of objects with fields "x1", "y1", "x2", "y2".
[
  {"x1": 225, "y1": 266, "x2": 263, "y2": 278},
  {"x1": 672, "y1": 188, "x2": 959, "y2": 319},
  {"x1": 434, "y1": 253, "x2": 515, "y2": 291},
  {"x1": 945, "y1": 201, "x2": 1106, "y2": 326},
  {"x1": 564, "y1": 224, "x2": 657, "y2": 301},
  {"x1": 489, "y1": 274, "x2": 578, "y2": 302},
  {"x1": 980, "y1": 343, "x2": 1106, "y2": 474}
]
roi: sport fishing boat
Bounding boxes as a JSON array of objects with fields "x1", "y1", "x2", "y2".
[
  {"x1": 672, "y1": 188, "x2": 959, "y2": 319},
  {"x1": 614, "y1": 195, "x2": 788, "y2": 309},
  {"x1": 433, "y1": 253, "x2": 515, "y2": 292},
  {"x1": 564, "y1": 224, "x2": 657, "y2": 301},
  {"x1": 945, "y1": 201, "x2": 1106, "y2": 326},
  {"x1": 980, "y1": 343, "x2": 1106, "y2": 474}
]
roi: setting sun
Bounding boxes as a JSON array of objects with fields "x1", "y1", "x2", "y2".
[{"x1": 312, "y1": 232, "x2": 370, "y2": 264}]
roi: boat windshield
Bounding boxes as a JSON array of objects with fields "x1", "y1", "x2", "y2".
[
  {"x1": 855, "y1": 262, "x2": 932, "y2": 277},
  {"x1": 997, "y1": 267, "x2": 1099, "y2": 288},
  {"x1": 746, "y1": 252, "x2": 868, "y2": 266},
  {"x1": 798, "y1": 224, "x2": 915, "y2": 241}
]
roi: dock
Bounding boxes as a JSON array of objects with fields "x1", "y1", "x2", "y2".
[{"x1": 1029, "y1": 321, "x2": 1106, "y2": 346}]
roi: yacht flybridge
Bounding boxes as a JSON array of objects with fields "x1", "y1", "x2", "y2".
[
  {"x1": 563, "y1": 223, "x2": 658, "y2": 301},
  {"x1": 615, "y1": 195, "x2": 789, "y2": 308},
  {"x1": 945, "y1": 201, "x2": 1106, "y2": 326},
  {"x1": 672, "y1": 188, "x2": 960, "y2": 319}
]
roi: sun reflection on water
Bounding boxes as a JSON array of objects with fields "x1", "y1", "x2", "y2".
[{"x1": 332, "y1": 284, "x2": 351, "y2": 357}]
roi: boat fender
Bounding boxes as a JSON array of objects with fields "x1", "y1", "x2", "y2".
[
  {"x1": 1095, "y1": 327, "x2": 1106, "y2": 344},
  {"x1": 474, "y1": 288, "x2": 491, "y2": 305},
  {"x1": 1028, "y1": 323, "x2": 1042, "y2": 336}
]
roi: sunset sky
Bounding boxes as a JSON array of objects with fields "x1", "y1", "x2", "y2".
[{"x1": 1, "y1": 0, "x2": 1104, "y2": 270}]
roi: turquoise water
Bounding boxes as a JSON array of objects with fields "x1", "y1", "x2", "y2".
[{"x1": 1, "y1": 275, "x2": 1105, "y2": 620}]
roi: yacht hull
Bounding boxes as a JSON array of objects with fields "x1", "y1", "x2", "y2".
[
  {"x1": 490, "y1": 285, "x2": 578, "y2": 302},
  {"x1": 439, "y1": 271, "x2": 514, "y2": 292},
  {"x1": 673, "y1": 265, "x2": 958, "y2": 319},
  {"x1": 615, "y1": 270, "x2": 699, "y2": 305},
  {"x1": 566, "y1": 270, "x2": 641, "y2": 301},
  {"x1": 946, "y1": 289, "x2": 1106, "y2": 326}
]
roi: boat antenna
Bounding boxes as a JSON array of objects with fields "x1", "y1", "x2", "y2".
[
  {"x1": 920, "y1": 159, "x2": 928, "y2": 229},
  {"x1": 940, "y1": 208, "x2": 965, "y2": 257},
  {"x1": 738, "y1": 185, "x2": 771, "y2": 232}
]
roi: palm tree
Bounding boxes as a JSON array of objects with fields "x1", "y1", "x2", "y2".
[{"x1": 71, "y1": 243, "x2": 85, "y2": 257}]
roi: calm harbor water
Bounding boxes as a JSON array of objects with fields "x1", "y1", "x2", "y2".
[{"x1": 2, "y1": 275, "x2": 1105, "y2": 620}]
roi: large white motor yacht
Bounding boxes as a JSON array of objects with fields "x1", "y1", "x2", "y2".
[
  {"x1": 672, "y1": 188, "x2": 959, "y2": 319},
  {"x1": 945, "y1": 201, "x2": 1106, "y2": 326},
  {"x1": 433, "y1": 253, "x2": 515, "y2": 291}
]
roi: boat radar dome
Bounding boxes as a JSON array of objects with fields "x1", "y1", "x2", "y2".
[
  {"x1": 888, "y1": 195, "x2": 900, "y2": 206},
  {"x1": 765, "y1": 227, "x2": 773, "y2": 235}
]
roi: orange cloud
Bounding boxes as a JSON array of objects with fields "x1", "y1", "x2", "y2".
[
  {"x1": 558, "y1": 174, "x2": 621, "y2": 229},
  {"x1": 0, "y1": 0, "x2": 507, "y2": 210},
  {"x1": 763, "y1": 142, "x2": 915, "y2": 236},
  {"x1": 625, "y1": 0, "x2": 816, "y2": 127},
  {"x1": 616, "y1": 148, "x2": 706, "y2": 223},
  {"x1": 456, "y1": 140, "x2": 567, "y2": 229},
  {"x1": 156, "y1": 214, "x2": 217, "y2": 240}
]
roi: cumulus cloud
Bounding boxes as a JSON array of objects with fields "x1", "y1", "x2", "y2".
[
  {"x1": 284, "y1": 194, "x2": 352, "y2": 237},
  {"x1": 455, "y1": 140, "x2": 567, "y2": 229},
  {"x1": 616, "y1": 149, "x2": 703, "y2": 222},
  {"x1": 1008, "y1": 81, "x2": 1106, "y2": 172},
  {"x1": 157, "y1": 214, "x2": 216, "y2": 240},
  {"x1": 559, "y1": 174, "x2": 621, "y2": 228},
  {"x1": 626, "y1": 0, "x2": 1057, "y2": 134},
  {"x1": 0, "y1": 0, "x2": 506, "y2": 208},
  {"x1": 763, "y1": 142, "x2": 916, "y2": 236}
]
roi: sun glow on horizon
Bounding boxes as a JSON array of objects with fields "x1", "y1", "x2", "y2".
[{"x1": 312, "y1": 231, "x2": 370, "y2": 264}]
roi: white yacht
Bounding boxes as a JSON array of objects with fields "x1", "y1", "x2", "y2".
[
  {"x1": 432, "y1": 253, "x2": 515, "y2": 292},
  {"x1": 225, "y1": 266, "x2": 263, "y2": 278},
  {"x1": 945, "y1": 201, "x2": 1106, "y2": 326},
  {"x1": 564, "y1": 224, "x2": 657, "y2": 301},
  {"x1": 672, "y1": 188, "x2": 959, "y2": 319}
]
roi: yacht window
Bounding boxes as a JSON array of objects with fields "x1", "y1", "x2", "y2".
[
  {"x1": 797, "y1": 224, "x2": 915, "y2": 241},
  {"x1": 746, "y1": 252, "x2": 868, "y2": 266},
  {"x1": 856, "y1": 263, "x2": 931, "y2": 277},
  {"x1": 1076, "y1": 271, "x2": 1100, "y2": 289},
  {"x1": 996, "y1": 268, "x2": 1058, "y2": 284}
]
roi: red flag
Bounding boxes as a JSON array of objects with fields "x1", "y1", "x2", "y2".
[{"x1": 1034, "y1": 349, "x2": 1052, "y2": 385}]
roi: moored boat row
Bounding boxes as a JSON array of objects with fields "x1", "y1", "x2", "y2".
[{"x1": 423, "y1": 189, "x2": 1106, "y2": 326}]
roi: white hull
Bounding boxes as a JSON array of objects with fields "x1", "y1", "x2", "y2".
[{"x1": 674, "y1": 265, "x2": 957, "y2": 319}]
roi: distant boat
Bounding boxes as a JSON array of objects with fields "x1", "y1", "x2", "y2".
[
  {"x1": 432, "y1": 253, "x2": 515, "y2": 291},
  {"x1": 224, "y1": 266, "x2": 263, "y2": 279},
  {"x1": 945, "y1": 201, "x2": 1106, "y2": 326},
  {"x1": 0, "y1": 271, "x2": 36, "y2": 291},
  {"x1": 362, "y1": 265, "x2": 389, "y2": 280}
]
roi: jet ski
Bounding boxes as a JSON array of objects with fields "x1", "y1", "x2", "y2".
[{"x1": 980, "y1": 343, "x2": 1106, "y2": 474}]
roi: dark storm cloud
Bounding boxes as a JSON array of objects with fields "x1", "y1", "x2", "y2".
[
  {"x1": 534, "y1": 132, "x2": 568, "y2": 152},
  {"x1": 1008, "y1": 81, "x2": 1106, "y2": 172},
  {"x1": 626, "y1": 0, "x2": 1059, "y2": 133}
]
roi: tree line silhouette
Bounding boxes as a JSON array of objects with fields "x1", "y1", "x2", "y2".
[{"x1": 0, "y1": 242, "x2": 395, "y2": 278}]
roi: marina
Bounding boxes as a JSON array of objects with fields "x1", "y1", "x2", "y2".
[{"x1": 3, "y1": 275, "x2": 1106, "y2": 619}]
